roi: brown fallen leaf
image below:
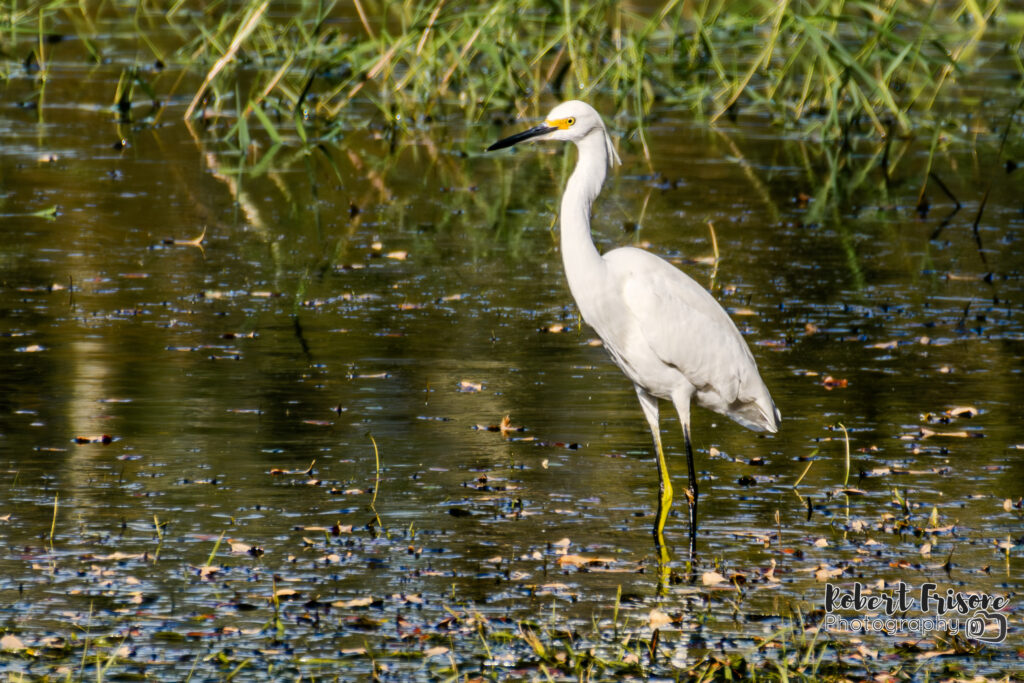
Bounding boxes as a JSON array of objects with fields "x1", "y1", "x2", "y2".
[
  {"x1": 702, "y1": 571, "x2": 727, "y2": 586},
  {"x1": 648, "y1": 608, "x2": 672, "y2": 629},
  {"x1": 946, "y1": 405, "x2": 979, "y2": 418},
  {"x1": 476, "y1": 414, "x2": 525, "y2": 436},
  {"x1": 333, "y1": 596, "x2": 374, "y2": 608},
  {"x1": 458, "y1": 380, "x2": 483, "y2": 393},
  {"x1": 822, "y1": 376, "x2": 848, "y2": 390},
  {"x1": 855, "y1": 644, "x2": 879, "y2": 660},
  {"x1": 836, "y1": 487, "x2": 867, "y2": 496},
  {"x1": 814, "y1": 566, "x2": 845, "y2": 581},
  {"x1": 166, "y1": 226, "x2": 206, "y2": 248},
  {"x1": 1, "y1": 634, "x2": 26, "y2": 651},
  {"x1": 499, "y1": 415, "x2": 520, "y2": 437},
  {"x1": 95, "y1": 551, "x2": 145, "y2": 561},
  {"x1": 352, "y1": 371, "x2": 390, "y2": 379},
  {"x1": 269, "y1": 460, "x2": 316, "y2": 476},
  {"x1": 16, "y1": 344, "x2": 45, "y2": 353},
  {"x1": 556, "y1": 554, "x2": 615, "y2": 568},
  {"x1": 73, "y1": 435, "x2": 113, "y2": 445},
  {"x1": 903, "y1": 427, "x2": 976, "y2": 440}
]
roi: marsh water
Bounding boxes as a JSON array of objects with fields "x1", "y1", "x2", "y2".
[{"x1": 2, "y1": 8, "x2": 1023, "y2": 681}]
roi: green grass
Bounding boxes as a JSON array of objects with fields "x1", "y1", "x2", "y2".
[{"x1": 5, "y1": 0, "x2": 1023, "y2": 146}]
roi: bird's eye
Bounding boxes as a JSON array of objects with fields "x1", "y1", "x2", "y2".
[{"x1": 567, "y1": 117, "x2": 576, "y2": 126}]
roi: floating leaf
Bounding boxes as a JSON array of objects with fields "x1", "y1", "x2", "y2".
[
  {"x1": 474, "y1": 414, "x2": 524, "y2": 435},
  {"x1": 946, "y1": 405, "x2": 979, "y2": 418},
  {"x1": 333, "y1": 596, "x2": 374, "y2": 608},
  {"x1": 814, "y1": 566, "x2": 845, "y2": 581},
  {"x1": 165, "y1": 226, "x2": 206, "y2": 248},
  {"x1": 648, "y1": 608, "x2": 672, "y2": 629},
  {"x1": 902, "y1": 427, "x2": 978, "y2": 440},
  {"x1": 73, "y1": 434, "x2": 113, "y2": 445},
  {"x1": 1, "y1": 634, "x2": 26, "y2": 651},
  {"x1": 457, "y1": 380, "x2": 483, "y2": 393},
  {"x1": 556, "y1": 554, "x2": 614, "y2": 567},
  {"x1": 95, "y1": 551, "x2": 145, "y2": 561},
  {"x1": 269, "y1": 460, "x2": 316, "y2": 476},
  {"x1": 702, "y1": 571, "x2": 727, "y2": 586},
  {"x1": 198, "y1": 566, "x2": 220, "y2": 579},
  {"x1": 15, "y1": 344, "x2": 44, "y2": 353}
]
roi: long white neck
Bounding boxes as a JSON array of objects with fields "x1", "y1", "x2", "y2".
[{"x1": 560, "y1": 130, "x2": 609, "y2": 314}]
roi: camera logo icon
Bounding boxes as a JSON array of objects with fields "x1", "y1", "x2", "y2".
[{"x1": 966, "y1": 611, "x2": 1008, "y2": 644}]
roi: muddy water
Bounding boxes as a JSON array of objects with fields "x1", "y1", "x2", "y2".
[{"x1": 2, "y1": 14, "x2": 1023, "y2": 682}]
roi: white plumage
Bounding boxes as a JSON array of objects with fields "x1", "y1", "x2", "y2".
[{"x1": 489, "y1": 101, "x2": 779, "y2": 557}]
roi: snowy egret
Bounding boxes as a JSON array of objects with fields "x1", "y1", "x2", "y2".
[{"x1": 487, "y1": 101, "x2": 780, "y2": 558}]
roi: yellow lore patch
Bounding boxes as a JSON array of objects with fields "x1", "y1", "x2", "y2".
[{"x1": 544, "y1": 116, "x2": 576, "y2": 130}]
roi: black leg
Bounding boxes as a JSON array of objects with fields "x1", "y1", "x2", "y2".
[{"x1": 683, "y1": 422, "x2": 698, "y2": 560}]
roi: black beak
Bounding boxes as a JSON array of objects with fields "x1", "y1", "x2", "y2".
[{"x1": 487, "y1": 124, "x2": 557, "y2": 152}]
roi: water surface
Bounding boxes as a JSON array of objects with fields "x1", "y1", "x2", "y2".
[{"x1": 1, "y1": 8, "x2": 1022, "y2": 680}]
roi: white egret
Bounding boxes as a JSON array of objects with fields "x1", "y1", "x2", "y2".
[{"x1": 487, "y1": 101, "x2": 780, "y2": 558}]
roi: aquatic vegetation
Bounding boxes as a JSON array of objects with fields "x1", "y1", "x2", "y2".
[
  {"x1": 5, "y1": 0, "x2": 1023, "y2": 144},
  {"x1": 2, "y1": 2, "x2": 1023, "y2": 682}
]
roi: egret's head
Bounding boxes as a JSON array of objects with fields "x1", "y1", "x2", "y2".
[{"x1": 487, "y1": 100, "x2": 620, "y2": 166}]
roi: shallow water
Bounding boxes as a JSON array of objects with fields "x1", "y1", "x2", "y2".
[{"x1": 2, "y1": 7, "x2": 1023, "y2": 680}]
